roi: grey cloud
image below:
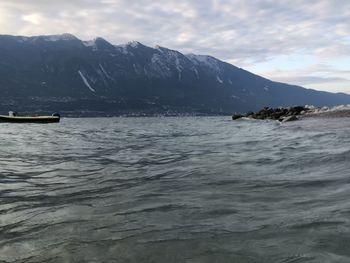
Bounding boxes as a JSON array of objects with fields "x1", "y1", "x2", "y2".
[
  {"x1": 262, "y1": 64, "x2": 350, "y2": 92},
  {"x1": 1, "y1": 0, "x2": 349, "y2": 61},
  {"x1": 272, "y1": 76, "x2": 349, "y2": 85}
]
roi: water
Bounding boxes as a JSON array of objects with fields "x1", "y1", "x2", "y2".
[{"x1": 1, "y1": 116, "x2": 350, "y2": 262}]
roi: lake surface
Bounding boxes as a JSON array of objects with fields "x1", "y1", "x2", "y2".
[{"x1": 1, "y1": 116, "x2": 350, "y2": 262}]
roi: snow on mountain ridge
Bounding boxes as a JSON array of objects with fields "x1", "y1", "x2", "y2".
[
  {"x1": 150, "y1": 53, "x2": 172, "y2": 78},
  {"x1": 39, "y1": 33, "x2": 78, "y2": 42},
  {"x1": 115, "y1": 41, "x2": 142, "y2": 50},
  {"x1": 83, "y1": 37, "x2": 114, "y2": 51},
  {"x1": 83, "y1": 40, "x2": 96, "y2": 47},
  {"x1": 9, "y1": 34, "x2": 227, "y2": 76},
  {"x1": 114, "y1": 41, "x2": 144, "y2": 55},
  {"x1": 128, "y1": 41, "x2": 141, "y2": 48},
  {"x1": 5, "y1": 34, "x2": 226, "y2": 70},
  {"x1": 7, "y1": 34, "x2": 230, "y2": 83},
  {"x1": 186, "y1": 54, "x2": 222, "y2": 73},
  {"x1": 78, "y1": 70, "x2": 95, "y2": 92}
]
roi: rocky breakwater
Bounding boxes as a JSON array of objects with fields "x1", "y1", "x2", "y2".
[{"x1": 232, "y1": 106, "x2": 310, "y2": 122}]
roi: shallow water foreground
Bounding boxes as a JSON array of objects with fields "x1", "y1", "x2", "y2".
[{"x1": 1, "y1": 117, "x2": 350, "y2": 262}]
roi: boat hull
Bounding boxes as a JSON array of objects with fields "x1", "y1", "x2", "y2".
[{"x1": 0, "y1": 115, "x2": 60, "y2": 123}]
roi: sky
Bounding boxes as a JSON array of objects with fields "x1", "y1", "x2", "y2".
[{"x1": 0, "y1": 0, "x2": 349, "y2": 93}]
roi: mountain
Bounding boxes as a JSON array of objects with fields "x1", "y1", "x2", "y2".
[{"x1": 0, "y1": 33, "x2": 349, "y2": 115}]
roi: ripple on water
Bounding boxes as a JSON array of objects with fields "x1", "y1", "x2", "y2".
[{"x1": 1, "y1": 117, "x2": 350, "y2": 262}]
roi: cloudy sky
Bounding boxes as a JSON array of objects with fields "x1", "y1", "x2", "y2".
[{"x1": 0, "y1": 0, "x2": 349, "y2": 93}]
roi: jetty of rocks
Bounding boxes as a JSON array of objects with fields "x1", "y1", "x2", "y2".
[{"x1": 232, "y1": 106, "x2": 310, "y2": 122}]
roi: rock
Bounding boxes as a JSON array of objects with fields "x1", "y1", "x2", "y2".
[
  {"x1": 288, "y1": 106, "x2": 306, "y2": 115},
  {"x1": 282, "y1": 115, "x2": 298, "y2": 122},
  {"x1": 232, "y1": 114, "x2": 244, "y2": 120}
]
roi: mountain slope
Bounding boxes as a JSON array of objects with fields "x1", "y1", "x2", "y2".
[{"x1": 0, "y1": 33, "x2": 349, "y2": 115}]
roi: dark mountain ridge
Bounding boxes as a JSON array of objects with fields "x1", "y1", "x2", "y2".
[{"x1": 0, "y1": 33, "x2": 349, "y2": 115}]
